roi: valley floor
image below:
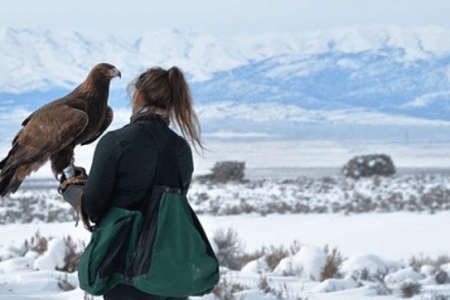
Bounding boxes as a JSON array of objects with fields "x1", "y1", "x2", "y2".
[{"x1": 1, "y1": 211, "x2": 450, "y2": 299}]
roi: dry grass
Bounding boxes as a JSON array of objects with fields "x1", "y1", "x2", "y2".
[
  {"x1": 21, "y1": 232, "x2": 84, "y2": 273},
  {"x1": 321, "y1": 246, "x2": 345, "y2": 281},
  {"x1": 57, "y1": 274, "x2": 76, "y2": 291},
  {"x1": 21, "y1": 230, "x2": 48, "y2": 255},
  {"x1": 213, "y1": 228, "x2": 243, "y2": 270},
  {"x1": 59, "y1": 236, "x2": 84, "y2": 272},
  {"x1": 264, "y1": 245, "x2": 290, "y2": 271},
  {"x1": 212, "y1": 278, "x2": 248, "y2": 300},
  {"x1": 264, "y1": 241, "x2": 301, "y2": 271},
  {"x1": 401, "y1": 281, "x2": 422, "y2": 298},
  {"x1": 410, "y1": 254, "x2": 450, "y2": 271}
]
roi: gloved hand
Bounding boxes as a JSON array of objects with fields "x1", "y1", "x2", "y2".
[{"x1": 61, "y1": 184, "x2": 84, "y2": 210}]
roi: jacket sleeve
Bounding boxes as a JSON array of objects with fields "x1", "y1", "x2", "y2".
[{"x1": 83, "y1": 132, "x2": 121, "y2": 222}]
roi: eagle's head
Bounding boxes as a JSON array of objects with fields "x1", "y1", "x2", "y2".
[
  {"x1": 93, "y1": 63, "x2": 121, "y2": 80},
  {"x1": 84, "y1": 63, "x2": 121, "y2": 90}
]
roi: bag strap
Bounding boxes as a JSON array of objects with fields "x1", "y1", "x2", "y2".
[{"x1": 139, "y1": 120, "x2": 186, "y2": 212}]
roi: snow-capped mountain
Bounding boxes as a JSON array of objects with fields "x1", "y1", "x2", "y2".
[{"x1": 1, "y1": 25, "x2": 450, "y2": 142}]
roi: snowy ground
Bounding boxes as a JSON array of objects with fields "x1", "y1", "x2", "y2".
[
  {"x1": 0, "y1": 141, "x2": 450, "y2": 299},
  {"x1": 1, "y1": 212, "x2": 450, "y2": 299}
]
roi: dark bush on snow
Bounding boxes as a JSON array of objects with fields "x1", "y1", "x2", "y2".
[
  {"x1": 401, "y1": 281, "x2": 422, "y2": 298},
  {"x1": 198, "y1": 161, "x2": 246, "y2": 183},
  {"x1": 343, "y1": 154, "x2": 396, "y2": 179}
]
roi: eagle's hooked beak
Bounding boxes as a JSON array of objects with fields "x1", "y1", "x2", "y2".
[{"x1": 110, "y1": 68, "x2": 121, "y2": 79}]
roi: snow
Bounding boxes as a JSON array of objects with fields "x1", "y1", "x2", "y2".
[
  {"x1": 1, "y1": 25, "x2": 450, "y2": 93},
  {"x1": 200, "y1": 212, "x2": 450, "y2": 261},
  {"x1": 342, "y1": 254, "x2": 400, "y2": 278},
  {"x1": 310, "y1": 278, "x2": 360, "y2": 293},
  {"x1": 273, "y1": 246, "x2": 327, "y2": 280},
  {"x1": 1, "y1": 206, "x2": 450, "y2": 298},
  {"x1": 34, "y1": 238, "x2": 66, "y2": 271},
  {"x1": 385, "y1": 268, "x2": 424, "y2": 285},
  {"x1": 241, "y1": 257, "x2": 269, "y2": 274},
  {"x1": 3, "y1": 137, "x2": 449, "y2": 180}
]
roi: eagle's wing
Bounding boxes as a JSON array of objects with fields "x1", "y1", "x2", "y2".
[
  {"x1": 13, "y1": 104, "x2": 89, "y2": 164},
  {"x1": 81, "y1": 105, "x2": 113, "y2": 145}
]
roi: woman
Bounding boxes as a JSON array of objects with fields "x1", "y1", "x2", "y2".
[{"x1": 62, "y1": 67, "x2": 217, "y2": 300}]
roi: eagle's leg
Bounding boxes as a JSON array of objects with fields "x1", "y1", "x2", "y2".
[
  {"x1": 59, "y1": 167, "x2": 87, "y2": 190},
  {"x1": 51, "y1": 146, "x2": 75, "y2": 180}
]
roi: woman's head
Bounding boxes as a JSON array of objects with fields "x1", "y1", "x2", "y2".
[{"x1": 128, "y1": 66, "x2": 203, "y2": 150}]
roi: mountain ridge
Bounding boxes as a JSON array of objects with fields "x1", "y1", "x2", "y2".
[
  {"x1": 1, "y1": 25, "x2": 450, "y2": 92},
  {"x1": 1, "y1": 25, "x2": 450, "y2": 140}
]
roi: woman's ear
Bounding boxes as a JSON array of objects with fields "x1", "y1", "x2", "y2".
[{"x1": 133, "y1": 91, "x2": 142, "y2": 107}]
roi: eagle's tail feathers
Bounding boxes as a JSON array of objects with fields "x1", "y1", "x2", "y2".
[
  {"x1": 0, "y1": 157, "x2": 7, "y2": 170},
  {"x1": 0, "y1": 166, "x2": 19, "y2": 198}
]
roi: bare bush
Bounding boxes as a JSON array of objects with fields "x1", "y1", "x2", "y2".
[
  {"x1": 21, "y1": 230, "x2": 48, "y2": 255},
  {"x1": 264, "y1": 241, "x2": 301, "y2": 272},
  {"x1": 429, "y1": 295, "x2": 450, "y2": 300},
  {"x1": 258, "y1": 275, "x2": 282, "y2": 298},
  {"x1": 410, "y1": 255, "x2": 450, "y2": 271},
  {"x1": 322, "y1": 246, "x2": 344, "y2": 281},
  {"x1": 198, "y1": 161, "x2": 246, "y2": 183},
  {"x1": 435, "y1": 269, "x2": 449, "y2": 284},
  {"x1": 59, "y1": 236, "x2": 84, "y2": 272},
  {"x1": 343, "y1": 154, "x2": 396, "y2": 179},
  {"x1": 212, "y1": 278, "x2": 248, "y2": 300},
  {"x1": 401, "y1": 281, "x2": 422, "y2": 298},
  {"x1": 213, "y1": 227, "x2": 273, "y2": 271},
  {"x1": 213, "y1": 228, "x2": 243, "y2": 270},
  {"x1": 58, "y1": 274, "x2": 76, "y2": 291}
]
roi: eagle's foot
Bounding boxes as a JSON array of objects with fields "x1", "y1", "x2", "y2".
[{"x1": 59, "y1": 165, "x2": 88, "y2": 191}]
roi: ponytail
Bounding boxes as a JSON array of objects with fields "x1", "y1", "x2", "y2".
[
  {"x1": 167, "y1": 67, "x2": 204, "y2": 152},
  {"x1": 129, "y1": 66, "x2": 204, "y2": 152}
]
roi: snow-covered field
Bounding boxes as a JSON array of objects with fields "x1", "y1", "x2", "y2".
[{"x1": 1, "y1": 149, "x2": 450, "y2": 299}]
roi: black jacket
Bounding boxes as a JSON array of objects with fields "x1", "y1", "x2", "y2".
[{"x1": 83, "y1": 116, "x2": 193, "y2": 223}]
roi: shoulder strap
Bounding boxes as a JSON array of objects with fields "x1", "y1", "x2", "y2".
[
  {"x1": 147, "y1": 122, "x2": 185, "y2": 190},
  {"x1": 139, "y1": 121, "x2": 185, "y2": 212}
]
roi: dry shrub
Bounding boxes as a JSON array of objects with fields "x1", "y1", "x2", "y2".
[
  {"x1": 264, "y1": 245, "x2": 290, "y2": 271},
  {"x1": 234, "y1": 251, "x2": 265, "y2": 271},
  {"x1": 435, "y1": 269, "x2": 449, "y2": 284},
  {"x1": 264, "y1": 241, "x2": 301, "y2": 271},
  {"x1": 21, "y1": 230, "x2": 48, "y2": 255},
  {"x1": 197, "y1": 161, "x2": 246, "y2": 183},
  {"x1": 401, "y1": 281, "x2": 422, "y2": 298},
  {"x1": 429, "y1": 295, "x2": 450, "y2": 300},
  {"x1": 59, "y1": 236, "x2": 85, "y2": 272},
  {"x1": 258, "y1": 275, "x2": 282, "y2": 298},
  {"x1": 212, "y1": 161, "x2": 245, "y2": 183},
  {"x1": 321, "y1": 246, "x2": 344, "y2": 281},
  {"x1": 410, "y1": 254, "x2": 450, "y2": 271},
  {"x1": 58, "y1": 273, "x2": 76, "y2": 291},
  {"x1": 213, "y1": 228, "x2": 243, "y2": 270},
  {"x1": 84, "y1": 291, "x2": 94, "y2": 300},
  {"x1": 212, "y1": 278, "x2": 248, "y2": 300},
  {"x1": 343, "y1": 154, "x2": 395, "y2": 179}
]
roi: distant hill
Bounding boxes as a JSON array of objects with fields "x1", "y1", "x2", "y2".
[{"x1": 1, "y1": 26, "x2": 450, "y2": 142}]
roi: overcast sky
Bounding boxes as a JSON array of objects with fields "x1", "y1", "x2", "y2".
[{"x1": 1, "y1": 0, "x2": 449, "y2": 35}]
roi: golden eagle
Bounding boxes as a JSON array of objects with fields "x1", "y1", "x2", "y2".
[{"x1": 0, "y1": 63, "x2": 121, "y2": 197}]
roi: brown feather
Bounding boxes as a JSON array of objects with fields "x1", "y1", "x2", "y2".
[{"x1": 0, "y1": 63, "x2": 120, "y2": 197}]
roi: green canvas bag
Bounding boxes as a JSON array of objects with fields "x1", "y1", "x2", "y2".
[{"x1": 78, "y1": 123, "x2": 219, "y2": 297}]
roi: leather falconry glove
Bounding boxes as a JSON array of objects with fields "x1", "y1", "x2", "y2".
[{"x1": 58, "y1": 165, "x2": 88, "y2": 209}]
